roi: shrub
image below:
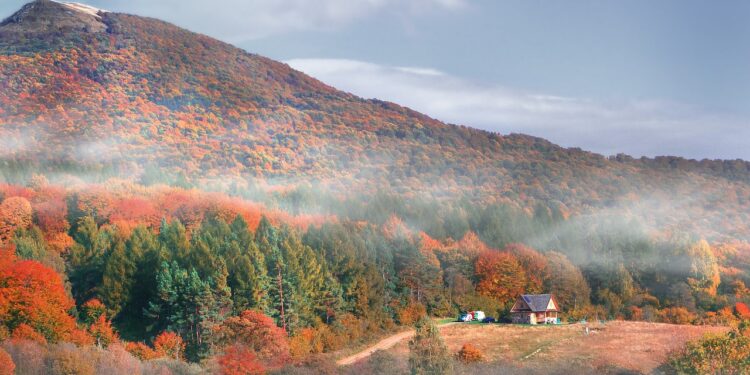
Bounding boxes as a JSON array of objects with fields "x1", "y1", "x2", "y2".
[
  {"x1": 336, "y1": 313, "x2": 365, "y2": 343},
  {"x1": 670, "y1": 331, "x2": 750, "y2": 374},
  {"x1": 2, "y1": 339, "x2": 47, "y2": 375},
  {"x1": 316, "y1": 324, "x2": 344, "y2": 353},
  {"x1": 48, "y1": 344, "x2": 96, "y2": 375},
  {"x1": 289, "y1": 328, "x2": 316, "y2": 359},
  {"x1": 660, "y1": 307, "x2": 696, "y2": 324},
  {"x1": 216, "y1": 344, "x2": 265, "y2": 375},
  {"x1": 700, "y1": 307, "x2": 738, "y2": 326},
  {"x1": 126, "y1": 341, "x2": 158, "y2": 360},
  {"x1": 93, "y1": 344, "x2": 143, "y2": 375},
  {"x1": 456, "y1": 343, "x2": 484, "y2": 363},
  {"x1": 147, "y1": 358, "x2": 204, "y2": 375},
  {"x1": 626, "y1": 306, "x2": 643, "y2": 321},
  {"x1": 366, "y1": 350, "x2": 400, "y2": 374}
]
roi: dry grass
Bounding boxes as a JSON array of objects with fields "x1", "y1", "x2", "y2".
[
  {"x1": 538, "y1": 321, "x2": 728, "y2": 373},
  {"x1": 384, "y1": 321, "x2": 727, "y2": 374}
]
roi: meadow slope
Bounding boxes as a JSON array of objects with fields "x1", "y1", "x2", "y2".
[{"x1": 369, "y1": 321, "x2": 728, "y2": 374}]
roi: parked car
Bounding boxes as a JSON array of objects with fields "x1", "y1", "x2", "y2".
[
  {"x1": 481, "y1": 317, "x2": 496, "y2": 323},
  {"x1": 458, "y1": 313, "x2": 473, "y2": 322}
]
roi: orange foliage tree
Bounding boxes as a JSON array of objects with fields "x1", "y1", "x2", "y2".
[
  {"x1": 505, "y1": 243, "x2": 548, "y2": 294},
  {"x1": 153, "y1": 331, "x2": 185, "y2": 360},
  {"x1": 396, "y1": 302, "x2": 427, "y2": 326},
  {"x1": 108, "y1": 197, "x2": 160, "y2": 233},
  {"x1": 0, "y1": 196, "x2": 32, "y2": 243},
  {"x1": 89, "y1": 314, "x2": 118, "y2": 348},
  {"x1": 475, "y1": 251, "x2": 527, "y2": 304}
]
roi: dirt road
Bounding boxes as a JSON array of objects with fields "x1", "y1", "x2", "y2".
[{"x1": 336, "y1": 322, "x2": 457, "y2": 366}]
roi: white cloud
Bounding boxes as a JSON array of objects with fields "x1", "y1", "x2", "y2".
[
  {"x1": 96, "y1": 0, "x2": 465, "y2": 41},
  {"x1": 287, "y1": 58, "x2": 750, "y2": 160}
]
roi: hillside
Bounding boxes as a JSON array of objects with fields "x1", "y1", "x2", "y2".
[{"x1": 0, "y1": 1, "x2": 749, "y2": 242}]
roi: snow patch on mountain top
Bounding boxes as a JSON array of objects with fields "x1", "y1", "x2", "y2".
[{"x1": 51, "y1": 1, "x2": 106, "y2": 18}]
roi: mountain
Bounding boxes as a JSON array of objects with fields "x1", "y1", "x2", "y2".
[{"x1": 1, "y1": 0, "x2": 749, "y2": 241}]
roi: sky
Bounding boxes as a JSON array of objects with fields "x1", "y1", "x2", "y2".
[{"x1": 2, "y1": 0, "x2": 749, "y2": 160}]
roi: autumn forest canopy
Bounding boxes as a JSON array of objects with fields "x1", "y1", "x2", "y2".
[{"x1": 1, "y1": 0, "x2": 750, "y2": 374}]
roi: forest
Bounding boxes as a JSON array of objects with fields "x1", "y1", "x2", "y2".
[
  {"x1": 1, "y1": 177, "x2": 750, "y2": 373},
  {"x1": 1, "y1": 1, "x2": 750, "y2": 246}
]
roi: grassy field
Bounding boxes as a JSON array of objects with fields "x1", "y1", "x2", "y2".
[{"x1": 381, "y1": 321, "x2": 728, "y2": 374}]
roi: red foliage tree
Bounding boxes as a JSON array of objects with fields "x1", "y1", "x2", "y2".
[
  {"x1": 736, "y1": 302, "x2": 750, "y2": 320},
  {"x1": 67, "y1": 327, "x2": 95, "y2": 347},
  {"x1": 109, "y1": 197, "x2": 160, "y2": 233},
  {"x1": 214, "y1": 310, "x2": 290, "y2": 367},
  {"x1": 0, "y1": 185, "x2": 34, "y2": 200},
  {"x1": 32, "y1": 195, "x2": 69, "y2": 235},
  {"x1": 0, "y1": 256, "x2": 77, "y2": 342},
  {"x1": 217, "y1": 344, "x2": 266, "y2": 375},
  {"x1": 11, "y1": 323, "x2": 47, "y2": 345},
  {"x1": 157, "y1": 190, "x2": 207, "y2": 231}
]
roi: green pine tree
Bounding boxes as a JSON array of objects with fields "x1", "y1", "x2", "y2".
[
  {"x1": 121, "y1": 225, "x2": 163, "y2": 339},
  {"x1": 101, "y1": 237, "x2": 134, "y2": 317},
  {"x1": 408, "y1": 317, "x2": 453, "y2": 375},
  {"x1": 146, "y1": 260, "x2": 232, "y2": 362},
  {"x1": 68, "y1": 217, "x2": 117, "y2": 304}
]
